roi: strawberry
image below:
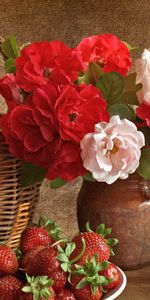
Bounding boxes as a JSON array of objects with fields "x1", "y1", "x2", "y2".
[
  {"x1": 38, "y1": 217, "x2": 67, "y2": 249},
  {"x1": 20, "y1": 226, "x2": 52, "y2": 254},
  {"x1": 0, "y1": 245, "x2": 19, "y2": 276},
  {"x1": 0, "y1": 275, "x2": 22, "y2": 300},
  {"x1": 38, "y1": 217, "x2": 62, "y2": 242},
  {"x1": 70, "y1": 223, "x2": 118, "y2": 265},
  {"x1": 99, "y1": 262, "x2": 121, "y2": 290},
  {"x1": 50, "y1": 268, "x2": 67, "y2": 291},
  {"x1": 20, "y1": 246, "x2": 45, "y2": 270},
  {"x1": 69, "y1": 256, "x2": 109, "y2": 300},
  {"x1": 56, "y1": 288, "x2": 76, "y2": 300},
  {"x1": 25, "y1": 247, "x2": 67, "y2": 291},
  {"x1": 18, "y1": 274, "x2": 55, "y2": 300}
]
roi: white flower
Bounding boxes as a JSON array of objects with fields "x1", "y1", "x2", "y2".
[
  {"x1": 136, "y1": 48, "x2": 150, "y2": 104},
  {"x1": 80, "y1": 116, "x2": 145, "y2": 184}
]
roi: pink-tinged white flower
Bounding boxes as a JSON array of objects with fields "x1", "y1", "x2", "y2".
[
  {"x1": 136, "y1": 48, "x2": 150, "y2": 104},
  {"x1": 80, "y1": 116, "x2": 145, "y2": 184}
]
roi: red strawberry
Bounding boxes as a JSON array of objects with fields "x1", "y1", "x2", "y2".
[
  {"x1": 18, "y1": 274, "x2": 55, "y2": 300},
  {"x1": 70, "y1": 223, "x2": 118, "y2": 265},
  {"x1": 0, "y1": 275, "x2": 22, "y2": 300},
  {"x1": 38, "y1": 217, "x2": 67, "y2": 249},
  {"x1": 20, "y1": 226, "x2": 52, "y2": 254},
  {"x1": 70, "y1": 256, "x2": 108, "y2": 300},
  {"x1": 25, "y1": 247, "x2": 67, "y2": 291},
  {"x1": 100, "y1": 263, "x2": 121, "y2": 290},
  {"x1": 38, "y1": 217, "x2": 62, "y2": 242},
  {"x1": 20, "y1": 246, "x2": 45, "y2": 270},
  {"x1": 0, "y1": 245, "x2": 19, "y2": 276},
  {"x1": 50, "y1": 268, "x2": 67, "y2": 291},
  {"x1": 70, "y1": 233, "x2": 109, "y2": 265},
  {"x1": 71, "y1": 276, "x2": 102, "y2": 300},
  {"x1": 56, "y1": 288, "x2": 76, "y2": 300}
]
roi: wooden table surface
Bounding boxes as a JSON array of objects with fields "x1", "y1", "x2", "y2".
[{"x1": 118, "y1": 266, "x2": 150, "y2": 299}]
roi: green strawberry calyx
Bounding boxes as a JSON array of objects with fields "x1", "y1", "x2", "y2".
[
  {"x1": 71, "y1": 255, "x2": 110, "y2": 294},
  {"x1": 22, "y1": 274, "x2": 54, "y2": 300},
  {"x1": 38, "y1": 216, "x2": 62, "y2": 241},
  {"x1": 15, "y1": 248, "x2": 23, "y2": 260},
  {"x1": 86, "y1": 222, "x2": 118, "y2": 256},
  {"x1": 57, "y1": 237, "x2": 86, "y2": 273}
]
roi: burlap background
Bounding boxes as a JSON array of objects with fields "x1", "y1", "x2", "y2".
[{"x1": 0, "y1": 0, "x2": 150, "y2": 237}]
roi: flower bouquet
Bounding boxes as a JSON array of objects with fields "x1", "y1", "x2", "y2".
[{"x1": 0, "y1": 34, "x2": 150, "y2": 188}]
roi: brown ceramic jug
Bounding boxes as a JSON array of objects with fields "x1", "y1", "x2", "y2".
[{"x1": 77, "y1": 173, "x2": 150, "y2": 270}]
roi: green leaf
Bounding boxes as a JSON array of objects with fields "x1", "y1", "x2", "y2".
[
  {"x1": 65, "y1": 243, "x2": 76, "y2": 257},
  {"x1": 137, "y1": 148, "x2": 150, "y2": 179},
  {"x1": 96, "y1": 72, "x2": 124, "y2": 104},
  {"x1": 57, "y1": 253, "x2": 68, "y2": 263},
  {"x1": 26, "y1": 273, "x2": 32, "y2": 284},
  {"x1": 97, "y1": 261, "x2": 109, "y2": 271},
  {"x1": 57, "y1": 245, "x2": 64, "y2": 253},
  {"x1": 76, "y1": 72, "x2": 85, "y2": 85},
  {"x1": 1, "y1": 35, "x2": 19, "y2": 58},
  {"x1": 86, "y1": 221, "x2": 93, "y2": 232},
  {"x1": 84, "y1": 62, "x2": 104, "y2": 84},
  {"x1": 119, "y1": 73, "x2": 141, "y2": 105},
  {"x1": 91, "y1": 284, "x2": 98, "y2": 295},
  {"x1": 61, "y1": 262, "x2": 68, "y2": 272},
  {"x1": 108, "y1": 103, "x2": 133, "y2": 120},
  {"x1": 127, "y1": 105, "x2": 136, "y2": 120},
  {"x1": 50, "y1": 178, "x2": 67, "y2": 189},
  {"x1": 107, "y1": 238, "x2": 118, "y2": 246},
  {"x1": 122, "y1": 41, "x2": 138, "y2": 51},
  {"x1": 138, "y1": 127, "x2": 150, "y2": 147},
  {"x1": 83, "y1": 172, "x2": 95, "y2": 182},
  {"x1": 104, "y1": 228, "x2": 112, "y2": 236},
  {"x1": 5, "y1": 58, "x2": 16, "y2": 73},
  {"x1": 20, "y1": 163, "x2": 46, "y2": 187},
  {"x1": 110, "y1": 248, "x2": 115, "y2": 256},
  {"x1": 22, "y1": 286, "x2": 32, "y2": 293},
  {"x1": 96, "y1": 224, "x2": 105, "y2": 235},
  {"x1": 98, "y1": 276, "x2": 109, "y2": 285},
  {"x1": 76, "y1": 278, "x2": 87, "y2": 289},
  {"x1": 73, "y1": 268, "x2": 85, "y2": 275}
]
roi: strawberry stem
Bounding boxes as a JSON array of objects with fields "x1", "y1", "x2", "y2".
[
  {"x1": 70, "y1": 255, "x2": 109, "y2": 295},
  {"x1": 22, "y1": 274, "x2": 54, "y2": 300},
  {"x1": 51, "y1": 238, "x2": 68, "y2": 247},
  {"x1": 70, "y1": 238, "x2": 86, "y2": 264}
]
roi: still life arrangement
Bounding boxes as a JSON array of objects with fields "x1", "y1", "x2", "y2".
[
  {"x1": 0, "y1": 33, "x2": 150, "y2": 299},
  {"x1": 0, "y1": 217, "x2": 125, "y2": 300}
]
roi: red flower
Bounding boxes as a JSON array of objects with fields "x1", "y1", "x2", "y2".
[
  {"x1": 16, "y1": 41, "x2": 81, "y2": 92},
  {"x1": 54, "y1": 84, "x2": 109, "y2": 143},
  {"x1": 0, "y1": 74, "x2": 23, "y2": 111},
  {"x1": 46, "y1": 141, "x2": 86, "y2": 181},
  {"x1": 136, "y1": 102, "x2": 150, "y2": 126},
  {"x1": 0, "y1": 86, "x2": 58, "y2": 168},
  {"x1": 76, "y1": 34, "x2": 132, "y2": 76}
]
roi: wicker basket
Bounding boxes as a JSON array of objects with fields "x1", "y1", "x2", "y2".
[{"x1": 0, "y1": 132, "x2": 40, "y2": 249}]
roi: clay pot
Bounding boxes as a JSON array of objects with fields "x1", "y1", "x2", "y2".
[{"x1": 77, "y1": 173, "x2": 150, "y2": 270}]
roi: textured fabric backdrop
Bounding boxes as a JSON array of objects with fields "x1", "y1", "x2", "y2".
[{"x1": 0, "y1": 0, "x2": 150, "y2": 237}]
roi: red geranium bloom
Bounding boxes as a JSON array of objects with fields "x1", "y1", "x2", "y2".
[
  {"x1": 76, "y1": 33, "x2": 132, "y2": 76},
  {"x1": 0, "y1": 74, "x2": 23, "y2": 111},
  {"x1": 54, "y1": 84, "x2": 109, "y2": 143},
  {"x1": 16, "y1": 41, "x2": 81, "y2": 92},
  {"x1": 46, "y1": 141, "x2": 86, "y2": 181},
  {"x1": 136, "y1": 102, "x2": 150, "y2": 126}
]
